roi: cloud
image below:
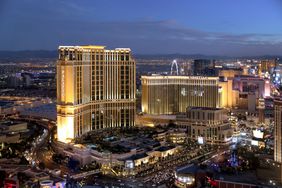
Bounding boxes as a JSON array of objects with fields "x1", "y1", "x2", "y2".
[
  {"x1": 63, "y1": 19, "x2": 282, "y2": 55},
  {"x1": 0, "y1": 15, "x2": 281, "y2": 56},
  {"x1": 70, "y1": 19, "x2": 279, "y2": 43}
]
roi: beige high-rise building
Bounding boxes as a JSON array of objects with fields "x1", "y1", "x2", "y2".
[
  {"x1": 57, "y1": 45, "x2": 136, "y2": 143},
  {"x1": 219, "y1": 69, "x2": 241, "y2": 78},
  {"x1": 219, "y1": 79, "x2": 239, "y2": 108},
  {"x1": 141, "y1": 76, "x2": 222, "y2": 114},
  {"x1": 260, "y1": 59, "x2": 277, "y2": 73},
  {"x1": 274, "y1": 98, "x2": 282, "y2": 163},
  {"x1": 183, "y1": 107, "x2": 233, "y2": 145},
  {"x1": 257, "y1": 97, "x2": 265, "y2": 124}
]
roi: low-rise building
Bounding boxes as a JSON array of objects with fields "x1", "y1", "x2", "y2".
[
  {"x1": 153, "y1": 129, "x2": 187, "y2": 144},
  {"x1": 0, "y1": 121, "x2": 28, "y2": 133},
  {"x1": 0, "y1": 134, "x2": 21, "y2": 143},
  {"x1": 148, "y1": 145, "x2": 181, "y2": 161},
  {"x1": 122, "y1": 145, "x2": 181, "y2": 175},
  {"x1": 0, "y1": 121, "x2": 28, "y2": 143},
  {"x1": 168, "y1": 131, "x2": 187, "y2": 144},
  {"x1": 177, "y1": 107, "x2": 233, "y2": 145},
  {"x1": 0, "y1": 101, "x2": 14, "y2": 115},
  {"x1": 175, "y1": 165, "x2": 205, "y2": 188},
  {"x1": 124, "y1": 153, "x2": 150, "y2": 168}
]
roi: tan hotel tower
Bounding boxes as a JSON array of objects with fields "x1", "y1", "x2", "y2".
[
  {"x1": 57, "y1": 45, "x2": 136, "y2": 143},
  {"x1": 141, "y1": 76, "x2": 222, "y2": 114},
  {"x1": 275, "y1": 98, "x2": 282, "y2": 163}
]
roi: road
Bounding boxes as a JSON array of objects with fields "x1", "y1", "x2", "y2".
[
  {"x1": 3, "y1": 115, "x2": 233, "y2": 187},
  {"x1": 7, "y1": 116, "x2": 70, "y2": 174},
  {"x1": 136, "y1": 146, "x2": 231, "y2": 187}
]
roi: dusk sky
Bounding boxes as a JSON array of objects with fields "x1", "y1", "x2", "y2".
[{"x1": 0, "y1": 0, "x2": 282, "y2": 56}]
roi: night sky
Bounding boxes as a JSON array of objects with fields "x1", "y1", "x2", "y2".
[{"x1": 0, "y1": 0, "x2": 282, "y2": 56}]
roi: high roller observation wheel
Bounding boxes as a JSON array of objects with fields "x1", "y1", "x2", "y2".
[{"x1": 170, "y1": 59, "x2": 179, "y2": 75}]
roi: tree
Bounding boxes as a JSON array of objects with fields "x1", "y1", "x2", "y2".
[
  {"x1": 19, "y1": 156, "x2": 29, "y2": 165},
  {"x1": 38, "y1": 162, "x2": 45, "y2": 170},
  {"x1": 68, "y1": 158, "x2": 80, "y2": 172},
  {"x1": 0, "y1": 170, "x2": 6, "y2": 188}
]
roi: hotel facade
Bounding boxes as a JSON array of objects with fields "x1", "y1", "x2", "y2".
[
  {"x1": 57, "y1": 45, "x2": 136, "y2": 142},
  {"x1": 274, "y1": 98, "x2": 282, "y2": 163},
  {"x1": 141, "y1": 76, "x2": 222, "y2": 114},
  {"x1": 177, "y1": 107, "x2": 233, "y2": 145}
]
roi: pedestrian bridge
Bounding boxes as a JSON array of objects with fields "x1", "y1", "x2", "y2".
[{"x1": 71, "y1": 169, "x2": 101, "y2": 179}]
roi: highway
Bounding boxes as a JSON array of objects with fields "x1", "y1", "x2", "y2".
[{"x1": 6, "y1": 116, "x2": 65, "y2": 172}]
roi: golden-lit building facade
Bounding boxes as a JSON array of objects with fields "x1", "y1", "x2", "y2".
[
  {"x1": 57, "y1": 45, "x2": 136, "y2": 142},
  {"x1": 141, "y1": 76, "x2": 221, "y2": 114},
  {"x1": 260, "y1": 59, "x2": 277, "y2": 73},
  {"x1": 274, "y1": 98, "x2": 282, "y2": 163},
  {"x1": 219, "y1": 79, "x2": 239, "y2": 108},
  {"x1": 257, "y1": 97, "x2": 265, "y2": 124},
  {"x1": 219, "y1": 69, "x2": 241, "y2": 78},
  {"x1": 177, "y1": 107, "x2": 233, "y2": 145}
]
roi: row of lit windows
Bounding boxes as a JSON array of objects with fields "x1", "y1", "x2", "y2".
[
  {"x1": 58, "y1": 49, "x2": 131, "y2": 62},
  {"x1": 76, "y1": 67, "x2": 82, "y2": 104},
  {"x1": 143, "y1": 78, "x2": 218, "y2": 86},
  {"x1": 187, "y1": 111, "x2": 221, "y2": 121}
]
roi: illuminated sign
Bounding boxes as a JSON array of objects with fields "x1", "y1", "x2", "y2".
[
  {"x1": 55, "y1": 181, "x2": 66, "y2": 188},
  {"x1": 198, "y1": 136, "x2": 204, "y2": 144},
  {"x1": 191, "y1": 88, "x2": 204, "y2": 97},
  {"x1": 125, "y1": 160, "x2": 134, "y2": 169},
  {"x1": 181, "y1": 88, "x2": 187, "y2": 96},
  {"x1": 253, "y1": 129, "x2": 264, "y2": 139}
]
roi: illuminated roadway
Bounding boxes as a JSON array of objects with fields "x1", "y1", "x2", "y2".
[
  {"x1": 71, "y1": 169, "x2": 101, "y2": 180},
  {"x1": 7, "y1": 115, "x2": 72, "y2": 175}
]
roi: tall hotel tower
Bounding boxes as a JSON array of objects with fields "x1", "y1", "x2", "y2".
[
  {"x1": 141, "y1": 76, "x2": 221, "y2": 115},
  {"x1": 274, "y1": 98, "x2": 282, "y2": 163},
  {"x1": 57, "y1": 45, "x2": 136, "y2": 143}
]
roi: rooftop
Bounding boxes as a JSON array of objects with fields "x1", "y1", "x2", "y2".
[
  {"x1": 155, "y1": 145, "x2": 175, "y2": 152},
  {"x1": 234, "y1": 75, "x2": 264, "y2": 80},
  {"x1": 21, "y1": 103, "x2": 56, "y2": 121},
  {"x1": 58, "y1": 45, "x2": 131, "y2": 52},
  {"x1": 59, "y1": 45, "x2": 105, "y2": 50},
  {"x1": 141, "y1": 75, "x2": 219, "y2": 80},
  {"x1": 0, "y1": 101, "x2": 14, "y2": 108},
  {"x1": 0, "y1": 121, "x2": 26, "y2": 127},
  {"x1": 125, "y1": 153, "x2": 148, "y2": 161}
]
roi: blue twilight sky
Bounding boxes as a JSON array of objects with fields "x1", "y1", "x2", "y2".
[{"x1": 0, "y1": 0, "x2": 282, "y2": 56}]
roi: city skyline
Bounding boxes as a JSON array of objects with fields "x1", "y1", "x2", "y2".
[
  {"x1": 1, "y1": 1, "x2": 282, "y2": 187},
  {"x1": 1, "y1": 0, "x2": 282, "y2": 56}
]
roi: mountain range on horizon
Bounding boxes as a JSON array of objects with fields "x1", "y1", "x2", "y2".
[{"x1": 0, "y1": 50, "x2": 281, "y2": 61}]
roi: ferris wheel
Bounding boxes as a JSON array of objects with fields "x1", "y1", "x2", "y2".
[{"x1": 170, "y1": 59, "x2": 179, "y2": 75}]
